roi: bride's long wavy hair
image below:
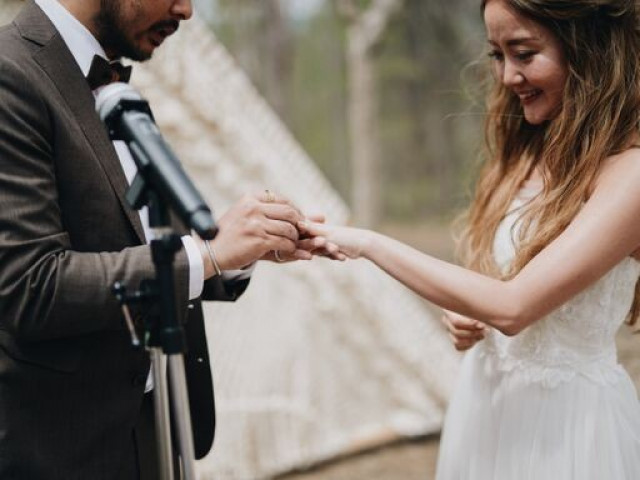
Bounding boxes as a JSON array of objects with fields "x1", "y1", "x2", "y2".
[{"x1": 459, "y1": 0, "x2": 640, "y2": 324}]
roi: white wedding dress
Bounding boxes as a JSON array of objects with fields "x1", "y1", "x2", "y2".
[{"x1": 436, "y1": 186, "x2": 640, "y2": 480}]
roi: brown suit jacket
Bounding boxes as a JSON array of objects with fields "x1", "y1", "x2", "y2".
[{"x1": 0, "y1": 2, "x2": 248, "y2": 479}]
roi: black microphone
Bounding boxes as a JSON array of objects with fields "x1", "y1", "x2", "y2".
[{"x1": 96, "y1": 83, "x2": 217, "y2": 240}]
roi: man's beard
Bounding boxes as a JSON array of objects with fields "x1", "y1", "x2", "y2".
[{"x1": 95, "y1": 1, "x2": 149, "y2": 61}]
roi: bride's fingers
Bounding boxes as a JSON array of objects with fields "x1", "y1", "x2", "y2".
[
  {"x1": 297, "y1": 237, "x2": 327, "y2": 251},
  {"x1": 310, "y1": 247, "x2": 348, "y2": 261},
  {"x1": 447, "y1": 313, "x2": 486, "y2": 332},
  {"x1": 297, "y1": 220, "x2": 327, "y2": 237},
  {"x1": 292, "y1": 249, "x2": 313, "y2": 260},
  {"x1": 449, "y1": 334, "x2": 478, "y2": 351},
  {"x1": 442, "y1": 314, "x2": 486, "y2": 345},
  {"x1": 325, "y1": 242, "x2": 340, "y2": 255},
  {"x1": 449, "y1": 327, "x2": 485, "y2": 339},
  {"x1": 305, "y1": 213, "x2": 326, "y2": 224},
  {"x1": 296, "y1": 237, "x2": 345, "y2": 259}
]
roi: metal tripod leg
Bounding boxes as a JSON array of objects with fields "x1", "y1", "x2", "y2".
[
  {"x1": 151, "y1": 348, "x2": 175, "y2": 480},
  {"x1": 168, "y1": 354, "x2": 197, "y2": 480},
  {"x1": 151, "y1": 348, "x2": 197, "y2": 480}
]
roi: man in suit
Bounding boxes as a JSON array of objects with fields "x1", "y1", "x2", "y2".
[{"x1": 0, "y1": 1, "x2": 331, "y2": 478}]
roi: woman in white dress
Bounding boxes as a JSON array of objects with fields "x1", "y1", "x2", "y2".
[{"x1": 300, "y1": 0, "x2": 640, "y2": 478}]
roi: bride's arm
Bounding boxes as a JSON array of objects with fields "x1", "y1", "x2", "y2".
[{"x1": 302, "y1": 150, "x2": 640, "y2": 336}]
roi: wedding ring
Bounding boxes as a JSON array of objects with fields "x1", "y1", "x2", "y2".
[
  {"x1": 274, "y1": 250, "x2": 285, "y2": 263},
  {"x1": 264, "y1": 189, "x2": 275, "y2": 203}
]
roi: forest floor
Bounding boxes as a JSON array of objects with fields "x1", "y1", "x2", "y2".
[{"x1": 278, "y1": 221, "x2": 640, "y2": 480}]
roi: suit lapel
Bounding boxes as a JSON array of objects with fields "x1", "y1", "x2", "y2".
[{"x1": 15, "y1": 1, "x2": 146, "y2": 244}]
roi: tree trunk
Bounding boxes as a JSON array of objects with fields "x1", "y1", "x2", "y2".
[
  {"x1": 339, "y1": 0, "x2": 403, "y2": 227},
  {"x1": 262, "y1": 0, "x2": 294, "y2": 124}
]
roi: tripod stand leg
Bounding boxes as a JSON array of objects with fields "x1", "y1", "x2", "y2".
[
  {"x1": 152, "y1": 348, "x2": 175, "y2": 480},
  {"x1": 168, "y1": 354, "x2": 197, "y2": 480}
]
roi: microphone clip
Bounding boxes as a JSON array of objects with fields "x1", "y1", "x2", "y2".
[{"x1": 102, "y1": 99, "x2": 155, "y2": 141}]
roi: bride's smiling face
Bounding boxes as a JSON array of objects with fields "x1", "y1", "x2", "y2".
[{"x1": 484, "y1": 0, "x2": 569, "y2": 125}]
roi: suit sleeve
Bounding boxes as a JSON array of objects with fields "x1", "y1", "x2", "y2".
[
  {"x1": 202, "y1": 275, "x2": 250, "y2": 302},
  {"x1": 0, "y1": 58, "x2": 192, "y2": 342}
]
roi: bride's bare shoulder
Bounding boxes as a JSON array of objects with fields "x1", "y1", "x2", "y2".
[
  {"x1": 595, "y1": 148, "x2": 640, "y2": 260},
  {"x1": 595, "y1": 147, "x2": 640, "y2": 188}
]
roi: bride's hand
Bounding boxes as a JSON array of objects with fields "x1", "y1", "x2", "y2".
[
  {"x1": 298, "y1": 221, "x2": 369, "y2": 259},
  {"x1": 266, "y1": 213, "x2": 347, "y2": 262},
  {"x1": 441, "y1": 310, "x2": 489, "y2": 352}
]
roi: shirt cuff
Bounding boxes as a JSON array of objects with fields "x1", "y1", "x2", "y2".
[
  {"x1": 222, "y1": 263, "x2": 256, "y2": 282},
  {"x1": 182, "y1": 235, "x2": 205, "y2": 300}
]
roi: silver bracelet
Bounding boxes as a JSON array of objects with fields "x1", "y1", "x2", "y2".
[{"x1": 205, "y1": 241, "x2": 222, "y2": 276}]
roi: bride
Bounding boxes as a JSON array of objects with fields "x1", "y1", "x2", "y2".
[{"x1": 300, "y1": 1, "x2": 640, "y2": 478}]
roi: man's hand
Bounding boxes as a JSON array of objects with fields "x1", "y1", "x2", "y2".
[
  {"x1": 441, "y1": 310, "x2": 488, "y2": 352},
  {"x1": 196, "y1": 192, "x2": 305, "y2": 277}
]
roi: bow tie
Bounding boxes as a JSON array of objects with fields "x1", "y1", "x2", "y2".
[{"x1": 86, "y1": 55, "x2": 132, "y2": 91}]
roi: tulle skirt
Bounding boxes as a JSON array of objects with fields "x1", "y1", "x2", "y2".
[{"x1": 436, "y1": 346, "x2": 640, "y2": 480}]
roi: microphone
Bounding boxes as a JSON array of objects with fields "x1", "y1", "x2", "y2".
[{"x1": 96, "y1": 83, "x2": 217, "y2": 239}]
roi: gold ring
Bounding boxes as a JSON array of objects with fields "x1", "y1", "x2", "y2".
[
  {"x1": 274, "y1": 250, "x2": 285, "y2": 263},
  {"x1": 264, "y1": 189, "x2": 275, "y2": 203}
]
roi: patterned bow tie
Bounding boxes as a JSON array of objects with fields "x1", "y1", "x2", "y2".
[{"x1": 86, "y1": 55, "x2": 132, "y2": 91}]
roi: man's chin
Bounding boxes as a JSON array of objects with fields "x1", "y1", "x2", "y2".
[
  {"x1": 102, "y1": 40, "x2": 152, "y2": 62},
  {"x1": 131, "y1": 49, "x2": 154, "y2": 62},
  {"x1": 120, "y1": 43, "x2": 154, "y2": 62}
]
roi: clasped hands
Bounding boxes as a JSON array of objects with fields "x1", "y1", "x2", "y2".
[
  {"x1": 196, "y1": 190, "x2": 489, "y2": 352},
  {"x1": 195, "y1": 190, "x2": 346, "y2": 279}
]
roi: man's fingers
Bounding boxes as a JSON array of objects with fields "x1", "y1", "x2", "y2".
[
  {"x1": 258, "y1": 190, "x2": 306, "y2": 217},
  {"x1": 258, "y1": 189, "x2": 291, "y2": 206},
  {"x1": 268, "y1": 236, "x2": 297, "y2": 254},
  {"x1": 263, "y1": 203, "x2": 304, "y2": 225},
  {"x1": 271, "y1": 249, "x2": 313, "y2": 262},
  {"x1": 263, "y1": 218, "x2": 300, "y2": 242}
]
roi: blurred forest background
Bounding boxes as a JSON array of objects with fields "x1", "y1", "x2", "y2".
[{"x1": 194, "y1": 0, "x2": 488, "y2": 239}]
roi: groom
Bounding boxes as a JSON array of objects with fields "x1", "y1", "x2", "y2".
[{"x1": 0, "y1": 1, "x2": 329, "y2": 479}]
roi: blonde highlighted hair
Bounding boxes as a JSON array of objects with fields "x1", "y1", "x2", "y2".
[{"x1": 460, "y1": 0, "x2": 640, "y2": 324}]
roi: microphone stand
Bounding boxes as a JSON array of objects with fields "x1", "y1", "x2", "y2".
[
  {"x1": 98, "y1": 83, "x2": 218, "y2": 480},
  {"x1": 114, "y1": 183, "x2": 209, "y2": 480}
]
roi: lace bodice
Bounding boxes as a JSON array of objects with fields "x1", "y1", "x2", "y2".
[{"x1": 478, "y1": 187, "x2": 640, "y2": 387}]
